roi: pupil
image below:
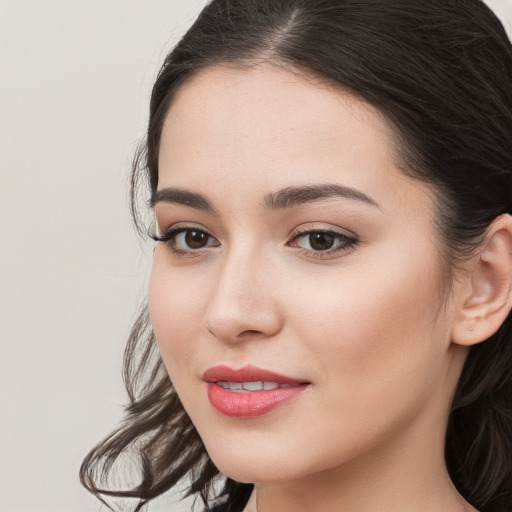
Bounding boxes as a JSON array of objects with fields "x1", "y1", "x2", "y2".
[
  {"x1": 309, "y1": 232, "x2": 334, "y2": 251},
  {"x1": 185, "y1": 231, "x2": 208, "y2": 249}
]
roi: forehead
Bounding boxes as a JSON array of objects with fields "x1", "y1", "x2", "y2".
[
  {"x1": 158, "y1": 63, "x2": 434, "y2": 217},
  {"x1": 161, "y1": 63, "x2": 392, "y2": 162}
]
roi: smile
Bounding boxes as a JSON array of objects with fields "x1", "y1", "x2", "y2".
[
  {"x1": 216, "y1": 381, "x2": 294, "y2": 391},
  {"x1": 203, "y1": 365, "x2": 310, "y2": 417}
]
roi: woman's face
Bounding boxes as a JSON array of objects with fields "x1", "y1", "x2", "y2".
[{"x1": 149, "y1": 64, "x2": 464, "y2": 484}]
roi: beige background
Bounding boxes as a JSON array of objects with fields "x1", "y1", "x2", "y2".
[{"x1": 1, "y1": 1, "x2": 511, "y2": 511}]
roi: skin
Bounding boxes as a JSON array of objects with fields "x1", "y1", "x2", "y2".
[{"x1": 148, "y1": 64, "x2": 487, "y2": 511}]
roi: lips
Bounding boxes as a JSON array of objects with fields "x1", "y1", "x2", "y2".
[{"x1": 203, "y1": 365, "x2": 309, "y2": 417}]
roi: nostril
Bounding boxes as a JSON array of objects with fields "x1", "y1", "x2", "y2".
[
  {"x1": 206, "y1": 325, "x2": 265, "y2": 342},
  {"x1": 204, "y1": 297, "x2": 283, "y2": 342}
]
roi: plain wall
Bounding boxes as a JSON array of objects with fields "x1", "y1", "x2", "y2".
[{"x1": 1, "y1": 1, "x2": 511, "y2": 511}]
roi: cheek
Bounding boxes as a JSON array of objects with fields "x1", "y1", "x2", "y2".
[
  {"x1": 286, "y1": 241, "x2": 447, "y2": 392},
  {"x1": 269, "y1": 248, "x2": 451, "y2": 465},
  {"x1": 148, "y1": 256, "x2": 208, "y2": 375}
]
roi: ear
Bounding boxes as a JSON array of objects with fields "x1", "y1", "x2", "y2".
[{"x1": 451, "y1": 214, "x2": 512, "y2": 347}]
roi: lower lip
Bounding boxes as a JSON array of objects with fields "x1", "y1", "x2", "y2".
[{"x1": 207, "y1": 383, "x2": 308, "y2": 417}]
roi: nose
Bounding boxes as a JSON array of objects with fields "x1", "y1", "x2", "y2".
[{"x1": 204, "y1": 249, "x2": 283, "y2": 344}]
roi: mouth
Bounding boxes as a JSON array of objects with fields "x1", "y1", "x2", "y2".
[
  {"x1": 215, "y1": 381, "x2": 295, "y2": 391},
  {"x1": 202, "y1": 365, "x2": 310, "y2": 417}
]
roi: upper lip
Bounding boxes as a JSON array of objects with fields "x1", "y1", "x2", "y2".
[{"x1": 202, "y1": 364, "x2": 307, "y2": 385}]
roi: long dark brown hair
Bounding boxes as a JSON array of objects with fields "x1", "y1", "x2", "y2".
[{"x1": 80, "y1": 1, "x2": 512, "y2": 511}]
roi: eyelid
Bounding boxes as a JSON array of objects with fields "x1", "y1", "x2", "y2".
[
  {"x1": 290, "y1": 223, "x2": 357, "y2": 240},
  {"x1": 150, "y1": 221, "x2": 215, "y2": 240}
]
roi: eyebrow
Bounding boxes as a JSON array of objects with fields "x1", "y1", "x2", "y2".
[
  {"x1": 151, "y1": 183, "x2": 379, "y2": 213},
  {"x1": 151, "y1": 188, "x2": 215, "y2": 213},
  {"x1": 264, "y1": 184, "x2": 380, "y2": 210}
]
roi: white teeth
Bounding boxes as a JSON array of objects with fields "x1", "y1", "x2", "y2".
[
  {"x1": 216, "y1": 381, "x2": 284, "y2": 392},
  {"x1": 242, "y1": 381, "x2": 263, "y2": 391}
]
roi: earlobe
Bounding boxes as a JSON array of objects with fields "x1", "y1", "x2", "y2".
[{"x1": 451, "y1": 214, "x2": 512, "y2": 347}]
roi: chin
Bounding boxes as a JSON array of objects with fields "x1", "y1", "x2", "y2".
[
  {"x1": 205, "y1": 438, "x2": 352, "y2": 487},
  {"x1": 205, "y1": 444, "x2": 301, "y2": 484}
]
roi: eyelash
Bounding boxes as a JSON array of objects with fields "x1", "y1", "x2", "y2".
[
  {"x1": 150, "y1": 226, "x2": 219, "y2": 256},
  {"x1": 151, "y1": 225, "x2": 358, "y2": 259}
]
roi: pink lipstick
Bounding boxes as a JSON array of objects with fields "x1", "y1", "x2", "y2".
[{"x1": 203, "y1": 365, "x2": 309, "y2": 417}]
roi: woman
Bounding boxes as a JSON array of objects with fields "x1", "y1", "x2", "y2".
[{"x1": 81, "y1": 1, "x2": 512, "y2": 511}]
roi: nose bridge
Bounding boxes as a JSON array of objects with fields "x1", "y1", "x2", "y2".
[{"x1": 204, "y1": 242, "x2": 282, "y2": 342}]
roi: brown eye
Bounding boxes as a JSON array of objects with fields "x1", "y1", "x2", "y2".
[
  {"x1": 289, "y1": 229, "x2": 357, "y2": 256},
  {"x1": 185, "y1": 230, "x2": 210, "y2": 249},
  {"x1": 151, "y1": 227, "x2": 219, "y2": 253},
  {"x1": 308, "y1": 232, "x2": 335, "y2": 251}
]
